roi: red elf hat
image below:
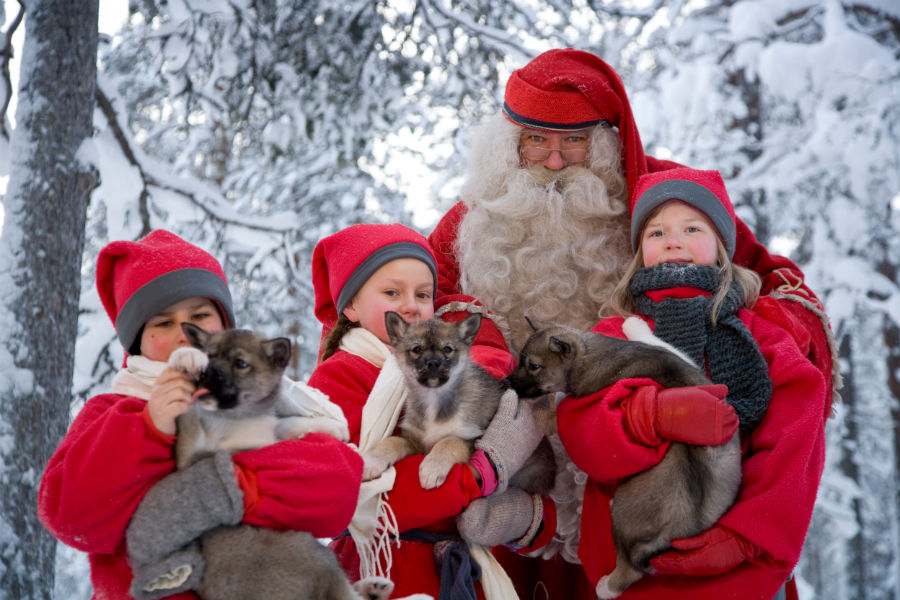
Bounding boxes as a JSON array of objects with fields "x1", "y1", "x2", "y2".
[
  {"x1": 630, "y1": 167, "x2": 737, "y2": 258},
  {"x1": 96, "y1": 229, "x2": 235, "y2": 352},
  {"x1": 312, "y1": 223, "x2": 438, "y2": 328},
  {"x1": 502, "y1": 48, "x2": 649, "y2": 201}
]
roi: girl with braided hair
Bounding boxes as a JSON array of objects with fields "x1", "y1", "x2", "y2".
[{"x1": 556, "y1": 168, "x2": 827, "y2": 600}]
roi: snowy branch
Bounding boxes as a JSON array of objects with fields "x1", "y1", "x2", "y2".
[{"x1": 0, "y1": 1, "x2": 24, "y2": 139}]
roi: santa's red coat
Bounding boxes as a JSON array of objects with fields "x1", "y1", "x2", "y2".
[{"x1": 38, "y1": 394, "x2": 362, "y2": 599}]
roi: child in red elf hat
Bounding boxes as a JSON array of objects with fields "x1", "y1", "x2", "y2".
[
  {"x1": 308, "y1": 222, "x2": 553, "y2": 599},
  {"x1": 556, "y1": 168, "x2": 827, "y2": 600},
  {"x1": 38, "y1": 229, "x2": 362, "y2": 600}
]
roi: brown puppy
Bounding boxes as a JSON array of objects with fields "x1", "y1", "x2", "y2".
[
  {"x1": 509, "y1": 318, "x2": 741, "y2": 599},
  {"x1": 362, "y1": 312, "x2": 555, "y2": 495},
  {"x1": 169, "y1": 323, "x2": 390, "y2": 600}
]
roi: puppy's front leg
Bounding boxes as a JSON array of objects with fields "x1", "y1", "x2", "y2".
[
  {"x1": 174, "y1": 408, "x2": 208, "y2": 470},
  {"x1": 362, "y1": 436, "x2": 416, "y2": 481},
  {"x1": 419, "y1": 436, "x2": 472, "y2": 489}
]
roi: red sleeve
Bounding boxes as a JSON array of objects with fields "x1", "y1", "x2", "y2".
[
  {"x1": 388, "y1": 455, "x2": 482, "y2": 532},
  {"x1": 717, "y1": 312, "x2": 826, "y2": 567},
  {"x1": 307, "y1": 351, "x2": 380, "y2": 442},
  {"x1": 37, "y1": 394, "x2": 177, "y2": 554},
  {"x1": 232, "y1": 434, "x2": 363, "y2": 537},
  {"x1": 558, "y1": 377, "x2": 672, "y2": 482}
]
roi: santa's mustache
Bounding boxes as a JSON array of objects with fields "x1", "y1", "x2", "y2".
[{"x1": 526, "y1": 163, "x2": 595, "y2": 188}]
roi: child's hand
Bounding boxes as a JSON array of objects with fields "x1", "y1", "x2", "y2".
[{"x1": 148, "y1": 367, "x2": 196, "y2": 435}]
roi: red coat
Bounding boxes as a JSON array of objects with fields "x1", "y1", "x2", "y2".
[
  {"x1": 556, "y1": 295, "x2": 827, "y2": 599},
  {"x1": 37, "y1": 393, "x2": 363, "y2": 599}
]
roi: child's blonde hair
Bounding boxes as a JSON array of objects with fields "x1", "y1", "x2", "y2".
[{"x1": 605, "y1": 233, "x2": 761, "y2": 325}]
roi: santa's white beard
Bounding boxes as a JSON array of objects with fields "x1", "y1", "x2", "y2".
[{"x1": 457, "y1": 162, "x2": 632, "y2": 352}]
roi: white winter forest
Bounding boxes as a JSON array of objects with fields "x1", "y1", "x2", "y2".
[{"x1": 1, "y1": 0, "x2": 898, "y2": 599}]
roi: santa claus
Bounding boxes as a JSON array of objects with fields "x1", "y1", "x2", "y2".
[{"x1": 428, "y1": 48, "x2": 838, "y2": 600}]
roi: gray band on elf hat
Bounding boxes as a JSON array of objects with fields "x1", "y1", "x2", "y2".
[
  {"x1": 630, "y1": 179, "x2": 736, "y2": 259},
  {"x1": 115, "y1": 268, "x2": 235, "y2": 351},
  {"x1": 335, "y1": 242, "x2": 438, "y2": 316}
]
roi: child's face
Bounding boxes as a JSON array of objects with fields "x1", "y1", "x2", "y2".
[
  {"x1": 139, "y1": 296, "x2": 225, "y2": 362},
  {"x1": 343, "y1": 258, "x2": 435, "y2": 344},
  {"x1": 641, "y1": 201, "x2": 719, "y2": 268}
]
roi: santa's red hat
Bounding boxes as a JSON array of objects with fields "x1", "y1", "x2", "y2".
[
  {"x1": 630, "y1": 168, "x2": 737, "y2": 258},
  {"x1": 502, "y1": 48, "x2": 649, "y2": 200},
  {"x1": 96, "y1": 229, "x2": 235, "y2": 352},
  {"x1": 312, "y1": 223, "x2": 437, "y2": 328}
]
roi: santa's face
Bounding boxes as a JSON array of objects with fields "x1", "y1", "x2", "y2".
[{"x1": 456, "y1": 117, "x2": 631, "y2": 350}]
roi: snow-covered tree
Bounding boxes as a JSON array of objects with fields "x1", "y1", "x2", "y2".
[{"x1": 0, "y1": 1, "x2": 99, "y2": 597}]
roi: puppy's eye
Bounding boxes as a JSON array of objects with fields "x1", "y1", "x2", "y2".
[
  {"x1": 443, "y1": 345, "x2": 454, "y2": 355},
  {"x1": 410, "y1": 345, "x2": 422, "y2": 357},
  {"x1": 233, "y1": 358, "x2": 250, "y2": 370},
  {"x1": 528, "y1": 362, "x2": 542, "y2": 373}
]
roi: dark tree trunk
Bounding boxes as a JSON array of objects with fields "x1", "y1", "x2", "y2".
[{"x1": 0, "y1": 1, "x2": 99, "y2": 597}]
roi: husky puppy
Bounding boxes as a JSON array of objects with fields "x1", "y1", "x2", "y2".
[
  {"x1": 362, "y1": 312, "x2": 555, "y2": 495},
  {"x1": 509, "y1": 318, "x2": 742, "y2": 599},
  {"x1": 167, "y1": 323, "x2": 391, "y2": 600}
]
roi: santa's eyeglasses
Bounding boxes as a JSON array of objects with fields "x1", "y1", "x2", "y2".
[{"x1": 520, "y1": 146, "x2": 589, "y2": 162}]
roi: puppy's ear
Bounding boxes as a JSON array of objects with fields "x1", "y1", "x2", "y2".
[
  {"x1": 548, "y1": 335, "x2": 573, "y2": 358},
  {"x1": 525, "y1": 316, "x2": 537, "y2": 331},
  {"x1": 384, "y1": 311, "x2": 408, "y2": 345},
  {"x1": 263, "y1": 337, "x2": 292, "y2": 369},
  {"x1": 457, "y1": 313, "x2": 483, "y2": 346},
  {"x1": 181, "y1": 322, "x2": 211, "y2": 349}
]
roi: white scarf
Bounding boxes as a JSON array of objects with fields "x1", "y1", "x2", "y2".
[
  {"x1": 341, "y1": 327, "x2": 516, "y2": 599},
  {"x1": 111, "y1": 355, "x2": 168, "y2": 400},
  {"x1": 111, "y1": 354, "x2": 349, "y2": 431}
]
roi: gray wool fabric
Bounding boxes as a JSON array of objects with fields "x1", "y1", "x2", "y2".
[
  {"x1": 126, "y1": 451, "x2": 244, "y2": 597},
  {"x1": 630, "y1": 263, "x2": 772, "y2": 430}
]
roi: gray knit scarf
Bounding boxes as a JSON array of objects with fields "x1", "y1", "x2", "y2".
[{"x1": 631, "y1": 263, "x2": 772, "y2": 430}]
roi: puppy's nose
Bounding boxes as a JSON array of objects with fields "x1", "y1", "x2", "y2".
[{"x1": 425, "y1": 359, "x2": 442, "y2": 374}]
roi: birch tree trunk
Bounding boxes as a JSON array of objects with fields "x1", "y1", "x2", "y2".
[{"x1": 0, "y1": 1, "x2": 99, "y2": 597}]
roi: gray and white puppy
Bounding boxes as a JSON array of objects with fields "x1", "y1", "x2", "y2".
[
  {"x1": 169, "y1": 323, "x2": 390, "y2": 600},
  {"x1": 509, "y1": 318, "x2": 741, "y2": 599},
  {"x1": 362, "y1": 312, "x2": 555, "y2": 495}
]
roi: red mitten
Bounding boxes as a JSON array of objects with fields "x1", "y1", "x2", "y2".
[
  {"x1": 650, "y1": 524, "x2": 759, "y2": 576},
  {"x1": 232, "y1": 435, "x2": 362, "y2": 536},
  {"x1": 624, "y1": 384, "x2": 737, "y2": 447}
]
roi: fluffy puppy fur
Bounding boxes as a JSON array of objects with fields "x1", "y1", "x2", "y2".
[
  {"x1": 509, "y1": 318, "x2": 741, "y2": 598},
  {"x1": 169, "y1": 323, "x2": 391, "y2": 600},
  {"x1": 361, "y1": 312, "x2": 555, "y2": 495}
]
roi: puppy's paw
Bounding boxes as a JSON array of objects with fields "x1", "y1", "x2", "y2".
[
  {"x1": 168, "y1": 347, "x2": 208, "y2": 377},
  {"x1": 353, "y1": 576, "x2": 394, "y2": 600},
  {"x1": 595, "y1": 575, "x2": 620, "y2": 599},
  {"x1": 362, "y1": 454, "x2": 390, "y2": 481},
  {"x1": 418, "y1": 454, "x2": 453, "y2": 489},
  {"x1": 276, "y1": 416, "x2": 349, "y2": 442}
]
